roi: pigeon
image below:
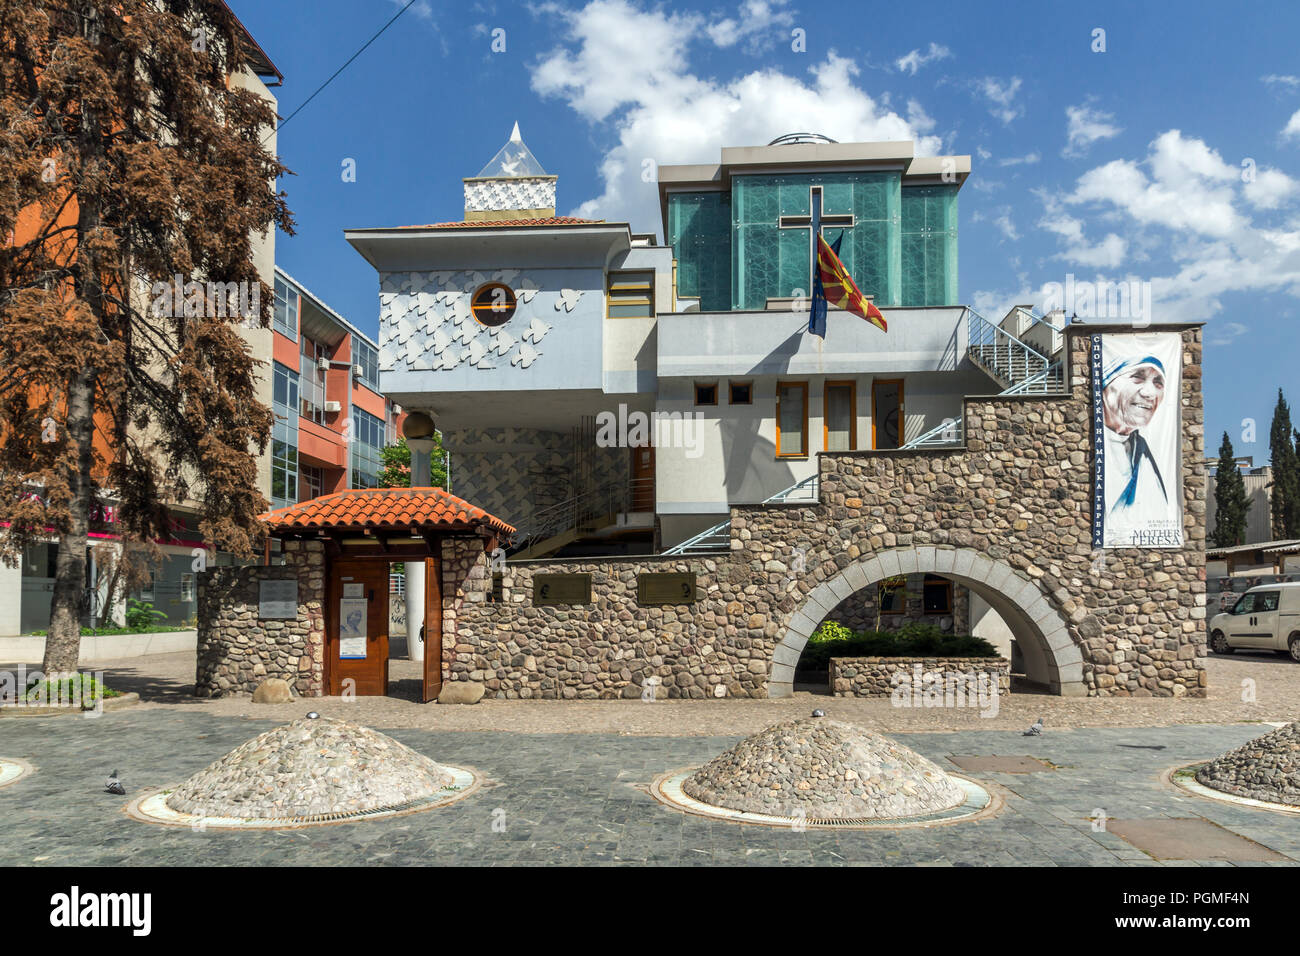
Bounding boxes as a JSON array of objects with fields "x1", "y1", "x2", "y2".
[
  {"x1": 1022, "y1": 717, "x2": 1044, "y2": 737},
  {"x1": 104, "y1": 770, "x2": 125, "y2": 795}
]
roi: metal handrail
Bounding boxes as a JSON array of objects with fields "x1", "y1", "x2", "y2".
[
  {"x1": 510, "y1": 476, "x2": 654, "y2": 552},
  {"x1": 662, "y1": 474, "x2": 821, "y2": 555},
  {"x1": 966, "y1": 307, "x2": 1050, "y2": 387}
]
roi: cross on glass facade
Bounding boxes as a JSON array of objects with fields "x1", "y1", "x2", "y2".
[{"x1": 777, "y1": 186, "x2": 854, "y2": 295}]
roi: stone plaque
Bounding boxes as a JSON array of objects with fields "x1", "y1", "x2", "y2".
[
  {"x1": 533, "y1": 573, "x2": 591, "y2": 606},
  {"x1": 259, "y1": 579, "x2": 298, "y2": 619},
  {"x1": 638, "y1": 572, "x2": 697, "y2": 606}
]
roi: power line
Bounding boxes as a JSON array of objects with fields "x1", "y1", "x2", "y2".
[{"x1": 264, "y1": 0, "x2": 421, "y2": 143}]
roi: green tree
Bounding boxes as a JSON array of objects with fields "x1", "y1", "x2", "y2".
[
  {"x1": 1211, "y1": 432, "x2": 1249, "y2": 548},
  {"x1": 0, "y1": 2, "x2": 293, "y2": 673},
  {"x1": 1269, "y1": 390, "x2": 1300, "y2": 539},
  {"x1": 378, "y1": 435, "x2": 448, "y2": 490}
]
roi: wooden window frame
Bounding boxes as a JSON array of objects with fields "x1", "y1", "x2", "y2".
[
  {"x1": 878, "y1": 577, "x2": 906, "y2": 616},
  {"x1": 922, "y1": 575, "x2": 954, "y2": 615},
  {"x1": 606, "y1": 270, "x2": 655, "y2": 319},
  {"x1": 823, "y1": 379, "x2": 857, "y2": 451},
  {"x1": 694, "y1": 381, "x2": 718, "y2": 406},
  {"x1": 871, "y1": 378, "x2": 906, "y2": 450},
  {"x1": 775, "y1": 380, "x2": 809, "y2": 458},
  {"x1": 728, "y1": 380, "x2": 753, "y2": 405}
]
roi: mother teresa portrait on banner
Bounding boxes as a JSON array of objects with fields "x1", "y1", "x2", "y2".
[{"x1": 1093, "y1": 332, "x2": 1184, "y2": 548}]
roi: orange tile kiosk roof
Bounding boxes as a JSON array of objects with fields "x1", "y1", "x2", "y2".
[{"x1": 260, "y1": 488, "x2": 515, "y2": 537}]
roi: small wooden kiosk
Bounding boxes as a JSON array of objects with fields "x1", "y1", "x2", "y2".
[{"x1": 260, "y1": 488, "x2": 514, "y2": 702}]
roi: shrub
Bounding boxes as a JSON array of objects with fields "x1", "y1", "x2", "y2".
[
  {"x1": 125, "y1": 599, "x2": 167, "y2": 630},
  {"x1": 23, "y1": 673, "x2": 121, "y2": 706},
  {"x1": 809, "y1": 621, "x2": 854, "y2": 644},
  {"x1": 797, "y1": 622, "x2": 1000, "y2": 671}
]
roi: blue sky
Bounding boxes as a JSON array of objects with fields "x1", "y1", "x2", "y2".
[{"x1": 231, "y1": 0, "x2": 1300, "y2": 463}]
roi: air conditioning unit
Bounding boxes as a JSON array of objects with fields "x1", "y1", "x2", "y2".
[
  {"x1": 324, "y1": 400, "x2": 342, "y2": 413},
  {"x1": 316, "y1": 357, "x2": 330, "y2": 372},
  {"x1": 352, "y1": 364, "x2": 364, "y2": 377}
]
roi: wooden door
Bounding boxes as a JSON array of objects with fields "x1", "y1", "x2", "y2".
[
  {"x1": 631, "y1": 445, "x2": 655, "y2": 511},
  {"x1": 327, "y1": 560, "x2": 389, "y2": 696},
  {"x1": 422, "y1": 553, "x2": 443, "y2": 703}
]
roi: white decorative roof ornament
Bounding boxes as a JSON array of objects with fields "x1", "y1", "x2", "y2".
[
  {"x1": 476, "y1": 122, "x2": 548, "y2": 178},
  {"x1": 464, "y1": 123, "x2": 557, "y2": 220}
]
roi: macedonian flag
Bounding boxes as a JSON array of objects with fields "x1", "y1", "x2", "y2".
[{"x1": 808, "y1": 232, "x2": 887, "y2": 338}]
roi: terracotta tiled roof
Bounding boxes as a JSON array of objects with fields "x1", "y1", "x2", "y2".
[
  {"x1": 260, "y1": 488, "x2": 514, "y2": 536},
  {"x1": 393, "y1": 217, "x2": 605, "y2": 229}
]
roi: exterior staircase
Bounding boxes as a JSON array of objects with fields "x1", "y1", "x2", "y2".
[
  {"x1": 901, "y1": 307, "x2": 1066, "y2": 449},
  {"x1": 508, "y1": 478, "x2": 652, "y2": 560},
  {"x1": 661, "y1": 308, "x2": 1069, "y2": 554}
]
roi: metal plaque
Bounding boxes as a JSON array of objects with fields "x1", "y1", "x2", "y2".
[
  {"x1": 258, "y1": 579, "x2": 298, "y2": 619},
  {"x1": 533, "y1": 573, "x2": 592, "y2": 606},
  {"x1": 638, "y1": 572, "x2": 696, "y2": 605}
]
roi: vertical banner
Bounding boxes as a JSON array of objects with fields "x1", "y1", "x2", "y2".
[{"x1": 1092, "y1": 331, "x2": 1184, "y2": 548}]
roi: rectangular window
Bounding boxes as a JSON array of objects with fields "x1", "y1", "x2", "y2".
[
  {"x1": 824, "y1": 381, "x2": 856, "y2": 451},
  {"x1": 271, "y1": 362, "x2": 300, "y2": 510},
  {"x1": 140, "y1": 572, "x2": 156, "y2": 603},
  {"x1": 273, "y1": 276, "x2": 298, "y2": 340},
  {"x1": 180, "y1": 573, "x2": 195, "y2": 603},
  {"x1": 878, "y1": 576, "x2": 905, "y2": 615},
  {"x1": 776, "y1": 381, "x2": 808, "y2": 457},
  {"x1": 729, "y1": 381, "x2": 752, "y2": 405},
  {"x1": 694, "y1": 382, "x2": 718, "y2": 406},
  {"x1": 607, "y1": 270, "x2": 655, "y2": 318},
  {"x1": 271, "y1": 439, "x2": 298, "y2": 507},
  {"x1": 489, "y1": 572, "x2": 504, "y2": 604},
  {"x1": 301, "y1": 464, "x2": 323, "y2": 501},
  {"x1": 350, "y1": 407, "x2": 385, "y2": 489},
  {"x1": 353, "y1": 336, "x2": 380, "y2": 391},
  {"x1": 299, "y1": 337, "x2": 329, "y2": 425},
  {"x1": 923, "y1": 575, "x2": 953, "y2": 614}
]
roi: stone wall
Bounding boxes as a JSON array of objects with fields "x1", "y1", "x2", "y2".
[
  {"x1": 195, "y1": 540, "x2": 325, "y2": 698},
  {"x1": 451, "y1": 324, "x2": 1206, "y2": 700},
  {"x1": 829, "y1": 657, "x2": 1011, "y2": 698},
  {"x1": 444, "y1": 553, "x2": 752, "y2": 699}
]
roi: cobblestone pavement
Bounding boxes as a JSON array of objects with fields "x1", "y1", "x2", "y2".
[
  {"x1": 0, "y1": 712, "x2": 1297, "y2": 866},
  {"x1": 3, "y1": 650, "x2": 1294, "y2": 736}
]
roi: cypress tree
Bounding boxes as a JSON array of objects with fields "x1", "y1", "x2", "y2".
[
  {"x1": 1211, "y1": 432, "x2": 1249, "y2": 547},
  {"x1": 1270, "y1": 390, "x2": 1300, "y2": 539}
]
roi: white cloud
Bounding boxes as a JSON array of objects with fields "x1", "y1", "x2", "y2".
[
  {"x1": 1245, "y1": 167, "x2": 1300, "y2": 210},
  {"x1": 1063, "y1": 104, "x2": 1121, "y2": 157},
  {"x1": 1033, "y1": 130, "x2": 1300, "y2": 321},
  {"x1": 997, "y1": 151, "x2": 1040, "y2": 167},
  {"x1": 1284, "y1": 109, "x2": 1300, "y2": 140},
  {"x1": 972, "y1": 206, "x2": 1019, "y2": 241},
  {"x1": 1208, "y1": 321, "x2": 1249, "y2": 346},
  {"x1": 895, "y1": 42, "x2": 951, "y2": 76},
  {"x1": 974, "y1": 76, "x2": 1023, "y2": 125},
  {"x1": 1263, "y1": 74, "x2": 1300, "y2": 91},
  {"x1": 530, "y1": 0, "x2": 944, "y2": 232},
  {"x1": 705, "y1": 0, "x2": 795, "y2": 52},
  {"x1": 1066, "y1": 131, "x2": 1242, "y2": 237}
]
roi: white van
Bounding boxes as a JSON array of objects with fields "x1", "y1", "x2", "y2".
[{"x1": 1208, "y1": 582, "x2": 1300, "y2": 661}]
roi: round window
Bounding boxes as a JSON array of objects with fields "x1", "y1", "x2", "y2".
[{"x1": 471, "y1": 283, "x2": 517, "y2": 326}]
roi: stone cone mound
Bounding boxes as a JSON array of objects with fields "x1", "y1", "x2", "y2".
[
  {"x1": 166, "y1": 717, "x2": 455, "y2": 820},
  {"x1": 1195, "y1": 721, "x2": 1300, "y2": 807},
  {"x1": 683, "y1": 717, "x2": 966, "y2": 819}
]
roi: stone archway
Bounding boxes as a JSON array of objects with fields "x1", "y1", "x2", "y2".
[{"x1": 769, "y1": 546, "x2": 1085, "y2": 698}]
